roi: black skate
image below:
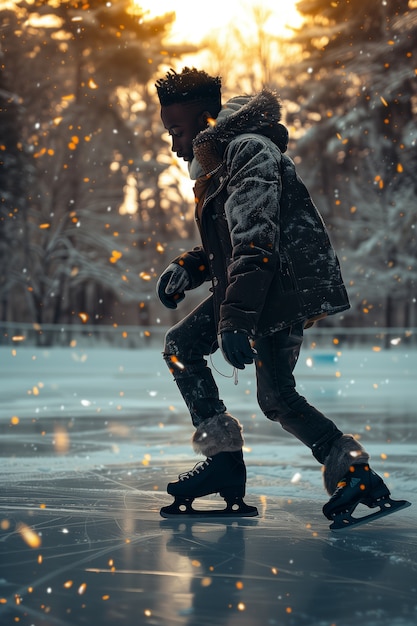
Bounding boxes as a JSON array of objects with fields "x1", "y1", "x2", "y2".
[
  {"x1": 160, "y1": 451, "x2": 258, "y2": 519},
  {"x1": 323, "y1": 464, "x2": 411, "y2": 531}
]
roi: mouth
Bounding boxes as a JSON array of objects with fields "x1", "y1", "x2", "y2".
[{"x1": 177, "y1": 153, "x2": 193, "y2": 162}]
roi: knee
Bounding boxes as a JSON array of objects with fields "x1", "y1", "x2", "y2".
[
  {"x1": 263, "y1": 407, "x2": 291, "y2": 424},
  {"x1": 258, "y1": 392, "x2": 292, "y2": 423},
  {"x1": 163, "y1": 325, "x2": 182, "y2": 357}
]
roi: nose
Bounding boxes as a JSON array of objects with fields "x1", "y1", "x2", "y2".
[{"x1": 171, "y1": 135, "x2": 181, "y2": 154}]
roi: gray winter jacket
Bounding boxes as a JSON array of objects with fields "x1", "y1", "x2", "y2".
[{"x1": 172, "y1": 89, "x2": 350, "y2": 338}]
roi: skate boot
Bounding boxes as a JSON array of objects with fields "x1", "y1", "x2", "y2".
[
  {"x1": 160, "y1": 450, "x2": 258, "y2": 517},
  {"x1": 323, "y1": 464, "x2": 411, "y2": 531},
  {"x1": 322, "y1": 435, "x2": 411, "y2": 530},
  {"x1": 160, "y1": 413, "x2": 258, "y2": 518}
]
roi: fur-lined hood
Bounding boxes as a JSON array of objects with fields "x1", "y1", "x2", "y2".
[{"x1": 190, "y1": 89, "x2": 288, "y2": 178}]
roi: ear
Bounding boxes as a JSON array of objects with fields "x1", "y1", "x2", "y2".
[{"x1": 198, "y1": 110, "x2": 213, "y2": 127}]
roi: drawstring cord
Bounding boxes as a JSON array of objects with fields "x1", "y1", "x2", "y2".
[{"x1": 209, "y1": 342, "x2": 239, "y2": 385}]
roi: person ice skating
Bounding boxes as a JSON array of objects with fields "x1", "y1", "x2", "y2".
[{"x1": 154, "y1": 67, "x2": 410, "y2": 528}]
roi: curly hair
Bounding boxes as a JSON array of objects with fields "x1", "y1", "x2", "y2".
[{"x1": 155, "y1": 67, "x2": 222, "y2": 112}]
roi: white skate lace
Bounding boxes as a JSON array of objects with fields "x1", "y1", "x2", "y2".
[{"x1": 178, "y1": 458, "x2": 212, "y2": 481}]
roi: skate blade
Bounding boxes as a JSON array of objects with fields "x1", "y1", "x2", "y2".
[
  {"x1": 160, "y1": 500, "x2": 258, "y2": 519},
  {"x1": 329, "y1": 498, "x2": 411, "y2": 532}
]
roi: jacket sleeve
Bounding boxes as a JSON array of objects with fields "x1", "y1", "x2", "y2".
[
  {"x1": 218, "y1": 135, "x2": 282, "y2": 336},
  {"x1": 171, "y1": 246, "x2": 211, "y2": 290}
]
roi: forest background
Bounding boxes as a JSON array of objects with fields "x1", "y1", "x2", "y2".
[{"x1": 1, "y1": 0, "x2": 416, "y2": 341}]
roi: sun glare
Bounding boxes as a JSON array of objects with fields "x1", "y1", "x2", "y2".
[{"x1": 137, "y1": 0, "x2": 302, "y2": 43}]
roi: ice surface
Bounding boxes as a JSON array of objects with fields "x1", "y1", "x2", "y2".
[{"x1": 0, "y1": 344, "x2": 416, "y2": 626}]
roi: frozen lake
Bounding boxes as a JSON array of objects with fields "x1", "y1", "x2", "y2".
[{"x1": 0, "y1": 343, "x2": 416, "y2": 625}]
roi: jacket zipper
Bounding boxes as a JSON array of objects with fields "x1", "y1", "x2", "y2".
[{"x1": 199, "y1": 168, "x2": 229, "y2": 215}]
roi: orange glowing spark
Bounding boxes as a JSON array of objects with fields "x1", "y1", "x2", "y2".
[
  {"x1": 16, "y1": 523, "x2": 42, "y2": 549},
  {"x1": 78, "y1": 312, "x2": 89, "y2": 323},
  {"x1": 110, "y1": 250, "x2": 123, "y2": 263},
  {"x1": 54, "y1": 425, "x2": 70, "y2": 454}
]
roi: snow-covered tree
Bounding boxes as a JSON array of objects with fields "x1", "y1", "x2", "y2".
[
  {"x1": 281, "y1": 0, "x2": 417, "y2": 327},
  {"x1": 0, "y1": 0, "x2": 195, "y2": 327},
  {"x1": 0, "y1": 71, "x2": 34, "y2": 323}
]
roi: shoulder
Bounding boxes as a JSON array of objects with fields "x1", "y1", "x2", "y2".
[
  {"x1": 227, "y1": 132, "x2": 278, "y2": 152},
  {"x1": 224, "y1": 133, "x2": 282, "y2": 167}
]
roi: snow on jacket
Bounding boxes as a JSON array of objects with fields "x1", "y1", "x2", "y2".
[{"x1": 171, "y1": 89, "x2": 350, "y2": 338}]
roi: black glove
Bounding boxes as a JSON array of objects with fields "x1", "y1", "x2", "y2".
[
  {"x1": 156, "y1": 263, "x2": 190, "y2": 309},
  {"x1": 220, "y1": 330, "x2": 257, "y2": 370}
]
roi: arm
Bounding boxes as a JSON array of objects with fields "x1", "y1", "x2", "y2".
[
  {"x1": 171, "y1": 246, "x2": 210, "y2": 289},
  {"x1": 218, "y1": 135, "x2": 282, "y2": 336}
]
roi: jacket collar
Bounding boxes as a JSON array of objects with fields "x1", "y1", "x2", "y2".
[{"x1": 190, "y1": 88, "x2": 288, "y2": 177}]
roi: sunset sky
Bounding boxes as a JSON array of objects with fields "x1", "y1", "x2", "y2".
[{"x1": 138, "y1": 0, "x2": 303, "y2": 43}]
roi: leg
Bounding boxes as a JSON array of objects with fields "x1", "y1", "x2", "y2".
[
  {"x1": 163, "y1": 296, "x2": 226, "y2": 427},
  {"x1": 255, "y1": 323, "x2": 410, "y2": 528},
  {"x1": 254, "y1": 323, "x2": 369, "y2": 491},
  {"x1": 254, "y1": 322, "x2": 345, "y2": 466},
  {"x1": 161, "y1": 297, "x2": 256, "y2": 517}
]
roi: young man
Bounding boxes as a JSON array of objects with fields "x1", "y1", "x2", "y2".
[{"x1": 154, "y1": 67, "x2": 410, "y2": 528}]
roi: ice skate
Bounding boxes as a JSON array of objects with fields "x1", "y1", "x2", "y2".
[
  {"x1": 160, "y1": 413, "x2": 258, "y2": 518},
  {"x1": 323, "y1": 464, "x2": 411, "y2": 531},
  {"x1": 160, "y1": 450, "x2": 258, "y2": 518}
]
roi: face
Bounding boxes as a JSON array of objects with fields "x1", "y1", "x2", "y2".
[{"x1": 161, "y1": 102, "x2": 209, "y2": 163}]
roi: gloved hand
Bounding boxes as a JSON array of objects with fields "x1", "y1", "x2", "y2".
[
  {"x1": 219, "y1": 330, "x2": 257, "y2": 370},
  {"x1": 156, "y1": 263, "x2": 190, "y2": 309}
]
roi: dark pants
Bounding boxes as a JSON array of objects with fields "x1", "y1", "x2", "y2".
[{"x1": 163, "y1": 296, "x2": 342, "y2": 464}]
